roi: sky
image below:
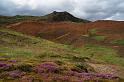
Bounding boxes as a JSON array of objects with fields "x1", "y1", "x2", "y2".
[{"x1": 0, "y1": 0, "x2": 124, "y2": 20}]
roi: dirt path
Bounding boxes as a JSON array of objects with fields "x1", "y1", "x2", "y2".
[{"x1": 87, "y1": 63, "x2": 124, "y2": 79}]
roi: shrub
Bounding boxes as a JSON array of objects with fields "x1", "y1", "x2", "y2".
[
  {"x1": 0, "y1": 62, "x2": 13, "y2": 72},
  {"x1": 8, "y1": 70, "x2": 25, "y2": 78},
  {"x1": 88, "y1": 28, "x2": 97, "y2": 36},
  {"x1": 111, "y1": 39, "x2": 124, "y2": 45},
  {"x1": 72, "y1": 56, "x2": 90, "y2": 62},
  {"x1": 55, "y1": 60, "x2": 64, "y2": 66},
  {"x1": 93, "y1": 35, "x2": 106, "y2": 41},
  {"x1": 34, "y1": 62, "x2": 60, "y2": 74},
  {"x1": 72, "y1": 63, "x2": 88, "y2": 73},
  {"x1": 16, "y1": 64, "x2": 32, "y2": 72}
]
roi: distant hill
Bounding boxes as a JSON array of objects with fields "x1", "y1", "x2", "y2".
[
  {"x1": 0, "y1": 11, "x2": 90, "y2": 27},
  {"x1": 0, "y1": 15, "x2": 38, "y2": 27},
  {"x1": 40, "y1": 11, "x2": 90, "y2": 23}
]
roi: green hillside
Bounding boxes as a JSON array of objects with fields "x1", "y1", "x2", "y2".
[
  {"x1": 0, "y1": 15, "x2": 40, "y2": 26},
  {"x1": 0, "y1": 28, "x2": 124, "y2": 82}
]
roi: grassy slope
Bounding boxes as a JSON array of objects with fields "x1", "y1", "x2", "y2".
[
  {"x1": 74, "y1": 44, "x2": 124, "y2": 66},
  {"x1": 0, "y1": 15, "x2": 40, "y2": 27},
  {"x1": 0, "y1": 28, "x2": 124, "y2": 82}
]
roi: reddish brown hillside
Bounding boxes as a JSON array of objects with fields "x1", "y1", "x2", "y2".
[
  {"x1": 7, "y1": 21, "x2": 88, "y2": 41},
  {"x1": 86, "y1": 20, "x2": 124, "y2": 40},
  {"x1": 8, "y1": 20, "x2": 124, "y2": 41},
  {"x1": 7, "y1": 20, "x2": 124, "y2": 55}
]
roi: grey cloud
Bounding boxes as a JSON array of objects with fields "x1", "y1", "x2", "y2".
[
  {"x1": 72, "y1": 0, "x2": 124, "y2": 20},
  {"x1": 0, "y1": 0, "x2": 124, "y2": 20},
  {"x1": 0, "y1": 0, "x2": 16, "y2": 15}
]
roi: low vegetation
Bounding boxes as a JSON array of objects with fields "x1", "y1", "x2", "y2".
[
  {"x1": 93, "y1": 35, "x2": 106, "y2": 41},
  {"x1": 74, "y1": 44, "x2": 124, "y2": 66},
  {"x1": 88, "y1": 28, "x2": 97, "y2": 36},
  {"x1": 0, "y1": 28, "x2": 124, "y2": 82},
  {"x1": 87, "y1": 28, "x2": 106, "y2": 41},
  {"x1": 111, "y1": 39, "x2": 124, "y2": 45}
]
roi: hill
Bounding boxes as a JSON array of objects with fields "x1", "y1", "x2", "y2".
[
  {"x1": 7, "y1": 20, "x2": 124, "y2": 56},
  {"x1": 40, "y1": 11, "x2": 90, "y2": 23},
  {"x1": 7, "y1": 20, "x2": 124, "y2": 44},
  {"x1": 0, "y1": 29, "x2": 124, "y2": 82},
  {"x1": 0, "y1": 28, "x2": 124, "y2": 82},
  {"x1": 0, "y1": 11, "x2": 90, "y2": 27}
]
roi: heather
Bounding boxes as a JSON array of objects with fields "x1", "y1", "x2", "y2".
[{"x1": 0, "y1": 60, "x2": 120, "y2": 82}]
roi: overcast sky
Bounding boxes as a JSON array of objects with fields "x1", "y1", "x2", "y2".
[{"x1": 0, "y1": 0, "x2": 124, "y2": 20}]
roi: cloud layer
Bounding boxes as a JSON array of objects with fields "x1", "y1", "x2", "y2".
[{"x1": 0, "y1": 0, "x2": 124, "y2": 20}]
